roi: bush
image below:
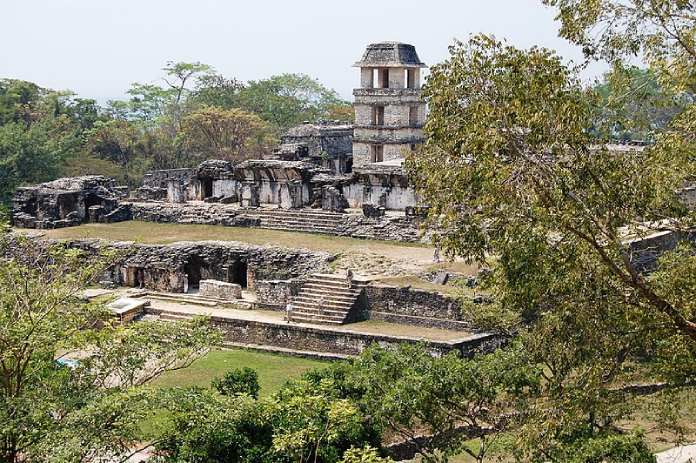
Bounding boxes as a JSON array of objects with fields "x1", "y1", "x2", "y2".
[{"x1": 212, "y1": 367, "x2": 260, "y2": 398}]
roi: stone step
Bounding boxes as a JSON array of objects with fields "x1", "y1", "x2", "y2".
[
  {"x1": 259, "y1": 222, "x2": 336, "y2": 233},
  {"x1": 256, "y1": 226, "x2": 339, "y2": 235},
  {"x1": 258, "y1": 215, "x2": 345, "y2": 224},
  {"x1": 294, "y1": 294, "x2": 356, "y2": 304},
  {"x1": 257, "y1": 219, "x2": 341, "y2": 229},
  {"x1": 290, "y1": 314, "x2": 345, "y2": 325},
  {"x1": 292, "y1": 300, "x2": 353, "y2": 312},
  {"x1": 300, "y1": 284, "x2": 356, "y2": 295},
  {"x1": 248, "y1": 210, "x2": 346, "y2": 219},
  {"x1": 292, "y1": 306, "x2": 347, "y2": 317},
  {"x1": 144, "y1": 293, "x2": 219, "y2": 307},
  {"x1": 158, "y1": 312, "x2": 195, "y2": 322},
  {"x1": 304, "y1": 277, "x2": 354, "y2": 287}
]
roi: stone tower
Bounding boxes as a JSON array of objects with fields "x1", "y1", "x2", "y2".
[{"x1": 352, "y1": 42, "x2": 426, "y2": 166}]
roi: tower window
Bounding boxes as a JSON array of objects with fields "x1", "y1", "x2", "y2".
[
  {"x1": 407, "y1": 69, "x2": 417, "y2": 89},
  {"x1": 409, "y1": 106, "x2": 418, "y2": 126},
  {"x1": 379, "y1": 69, "x2": 390, "y2": 88},
  {"x1": 371, "y1": 145, "x2": 384, "y2": 163},
  {"x1": 372, "y1": 106, "x2": 385, "y2": 126}
]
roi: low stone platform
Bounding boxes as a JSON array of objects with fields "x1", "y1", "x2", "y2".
[
  {"x1": 128, "y1": 201, "x2": 424, "y2": 242},
  {"x1": 138, "y1": 297, "x2": 500, "y2": 358}
]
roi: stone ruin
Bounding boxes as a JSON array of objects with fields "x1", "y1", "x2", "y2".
[
  {"x1": 11, "y1": 176, "x2": 131, "y2": 229},
  {"x1": 10, "y1": 42, "x2": 430, "y2": 235},
  {"x1": 275, "y1": 121, "x2": 354, "y2": 174}
]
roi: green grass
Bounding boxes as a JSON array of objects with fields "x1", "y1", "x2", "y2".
[
  {"x1": 140, "y1": 348, "x2": 330, "y2": 439},
  {"x1": 150, "y1": 348, "x2": 329, "y2": 395},
  {"x1": 22, "y1": 220, "x2": 429, "y2": 254}
]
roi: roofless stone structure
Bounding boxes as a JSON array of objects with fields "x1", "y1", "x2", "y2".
[{"x1": 352, "y1": 42, "x2": 427, "y2": 167}]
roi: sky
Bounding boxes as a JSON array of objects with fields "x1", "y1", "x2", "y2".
[{"x1": 1, "y1": 0, "x2": 609, "y2": 103}]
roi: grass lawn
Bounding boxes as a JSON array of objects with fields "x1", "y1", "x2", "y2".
[
  {"x1": 140, "y1": 348, "x2": 330, "y2": 439},
  {"x1": 150, "y1": 348, "x2": 329, "y2": 396},
  {"x1": 24, "y1": 220, "x2": 429, "y2": 254}
]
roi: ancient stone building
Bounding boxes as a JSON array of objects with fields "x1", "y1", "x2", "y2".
[
  {"x1": 11, "y1": 176, "x2": 130, "y2": 229},
  {"x1": 276, "y1": 121, "x2": 354, "y2": 174},
  {"x1": 352, "y1": 42, "x2": 427, "y2": 167}
]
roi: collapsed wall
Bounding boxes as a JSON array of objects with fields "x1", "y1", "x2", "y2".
[
  {"x1": 64, "y1": 239, "x2": 333, "y2": 295},
  {"x1": 11, "y1": 176, "x2": 131, "y2": 229}
]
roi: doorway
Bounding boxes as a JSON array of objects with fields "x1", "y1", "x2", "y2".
[
  {"x1": 229, "y1": 261, "x2": 248, "y2": 288},
  {"x1": 202, "y1": 178, "x2": 213, "y2": 199},
  {"x1": 184, "y1": 256, "x2": 204, "y2": 292}
]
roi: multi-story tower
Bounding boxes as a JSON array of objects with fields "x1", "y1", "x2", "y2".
[{"x1": 352, "y1": 42, "x2": 426, "y2": 166}]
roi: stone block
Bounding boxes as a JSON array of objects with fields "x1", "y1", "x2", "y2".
[{"x1": 199, "y1": 279, "x2": 242, "y2": 300}]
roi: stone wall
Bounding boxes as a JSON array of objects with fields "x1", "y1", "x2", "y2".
[
  {"x1": 64, "y1": 239, "x2": 332, "y2": 293},
  {"x1": 364, "y1": 284, "x2": 472, "y2": 330},
  {"x1": 254, "y1": 279, "x2": 303, "y2": 310},
  {"x1": 199, "y1": 280, "x2": 242, "y2": 300},
  {"x1": 193, "y1": 313, "x2": 498, "y2": 357},
  {"x1": 12, "y1": 176, "x2": 130, "y2": 229},
  {"x1": 128, "y1": 201, "x2": 425, "y2": 242}
]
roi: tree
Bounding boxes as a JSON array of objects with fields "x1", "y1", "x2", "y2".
[
  {"x1": 157, "y1": 374, "x2": 377, "y2": 463},
  {"x1": 190, "y1": 73, "x2": 244, "y2": 110},
  {"x1": 542, "y1": 0, "x2": 695, "y2": 92},
  {"x1": 0, "y1": 233, "x2": 221, "y2": 463},
  {"x1": 590, "y1": 65, "x2": 693, "y2": 141},
  {"x1": 179, "y1": 106, "x2": 273, "y2": 162},
  {"x1": 213, "y1": 367, "x2": 260, "y2": 398},
  {"x1": 236, "y1": 73, "x2": 351, "y2": 131},
  {"x1": 407, "y1": 33, "x2": 695, "y2": 460},
  {"x1": 340, "y1": 447, "x2": 393, "y2": 463},
  {"x1": 0, "y1": 117, "x2": 78, "y2": 202},
  {"x1": 342, "y1": 344, "x2": 538, "y2": 463}
]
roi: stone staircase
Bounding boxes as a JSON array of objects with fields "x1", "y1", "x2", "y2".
[
  {"x1": 244, "y1": 209, "x2": 348, "y2": 235},
  {"x1": 290, "y1": 273, "x2": 365, "y2": 325}
]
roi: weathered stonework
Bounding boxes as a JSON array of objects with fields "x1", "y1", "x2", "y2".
[
  {"x1": 11, "y1": 176, "x2": 130, "y2": 229},
  {"x1": 352, "y1": 42, "x2": 427, "y2": 167},
  {"x1": 199, "y1": 279, "x2": 243, "y2": 300},
  {"x1": 276, "y1": 122, "x2": 354, "y2": 174},
  {"x1": 364, "y1": 283, "x2": 473, "y2": 330},
  {"x1": 62, "y1": 239, "x2": 333, "y2": 294},
  {"x1": 128, "y1": 201, "x2": 425, "y2": 242}
]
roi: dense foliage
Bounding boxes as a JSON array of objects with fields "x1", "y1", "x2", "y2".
[
  {"x1": 405, "y1": 0, "x2": 696, "y2": 460},
  {"x1": 213, "y1": 367, "x2": 261, "y2": 398},
  {"x1": 0, "y1": 231, "x2": 221, "y2": 463},
  {"x1": 0, "y1": 67, "x2": 351, "y2": 202}
]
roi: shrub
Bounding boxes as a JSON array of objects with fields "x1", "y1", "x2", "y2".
[{"x1": 212, "y1": 367, "x2": 260, "y2": 398}]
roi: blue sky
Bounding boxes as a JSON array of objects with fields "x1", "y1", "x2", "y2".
[{"x1": 1, "y1": 0, "x2": 608, "y2": 103}]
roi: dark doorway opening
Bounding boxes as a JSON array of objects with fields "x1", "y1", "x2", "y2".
[
  {"x1": 229, "y1": 261, "x2": 248, "y2": 288},
  {"x1": 184, "y1": 256, "x2": 205, "y2": 292},
  {"x1": 202, "y1": 178, "x2": 213, "y2": 199},
  {"x1": 84, "y1": 193, "x2": 102, "y2": 209}
]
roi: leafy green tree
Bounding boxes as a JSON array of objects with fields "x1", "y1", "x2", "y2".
[
  {"x1": 237, "y1": 73, "x2": 351, "y2": 131},
  {"x1": 0, "y1": 79, "x2": 43, "y2": 126},
  {"x1": 543, "y1": 0, "x2": 695, "y2": 92},
  {"x1": 407, "y1": 33, "x2": 695, "y2": 460},
  {"x1": 0, "y1": 117, "x2": 78, "y2": 202},
  {"x1": 158, "y1": 375, "x2": 376, "y2": 463},
  {"x1": 179, "y1": 106, "x2": 274, "y2": 162},
  {"x1": 0, "y1": 233, "x2": 221, "y2": 463},
  {"x1": 591, "y1": 65, "x2": 693, "y2": 141},
  {"x1": 213, "y1": 367, "x2": 261, "y2": 398},
  {"x1": 340, "y1": 446, "x2": 393, "y2": 463},
  {"x1": 342, "y1": 344, "x2": 538, "y2": 463},
  {"x1": 190, "y1": 73, "x2": 244, "y2": 109}
]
